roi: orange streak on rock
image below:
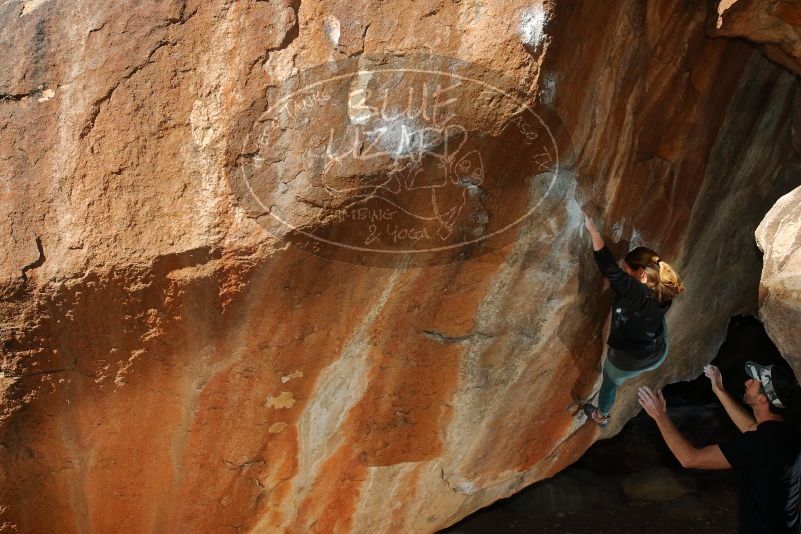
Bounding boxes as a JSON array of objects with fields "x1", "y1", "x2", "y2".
[
  {"x1": 456, "y1": 342, "x2": 598, "y2": 487},
  {"x1": 351, "y1": 256, "x2": 508, "y2": 467},
  {"x1": 540, "y1": 421, "x2": 599, "y2": 479},
  {"x1": 288, "y1": 443, "x2": 367, "y2": 534},
  {"x1": 389, "y1": 465, "x2": 423, "y2": 531},
  {"x1": 156, "y1": 248, "x2": 399, "y2": 532},
  {"x1": 291, "y1": 254, "x2": 508, "y2": 528}
]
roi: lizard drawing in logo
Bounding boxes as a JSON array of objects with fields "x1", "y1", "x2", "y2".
[{"x1": 321, "y1": 121, "x2": 486, "y2": 241}]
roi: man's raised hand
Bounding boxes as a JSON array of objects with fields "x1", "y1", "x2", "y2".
[
  {"x1": 704, "y1": 365, "x2": 724, "y2": 392},
  {"x1": 638, "y1": 386, "x2": 668, "y2": 420}
]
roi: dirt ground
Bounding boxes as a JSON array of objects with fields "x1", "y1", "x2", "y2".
[{"x1": 441, "y1": 487, "x2": 738, "y2": 534}]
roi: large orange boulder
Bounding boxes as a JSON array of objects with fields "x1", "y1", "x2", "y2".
[{"x1": 0, "y1": 0, "x2": 799, "y2": 532}]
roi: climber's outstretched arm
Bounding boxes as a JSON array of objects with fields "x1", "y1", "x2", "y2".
[
  {"x1": 704, "y1": 365, "x2": 757, "y2": 433},
  {"x1": 583, "y1": 212, "x2": 605, "y2": 251},
  {"x1": 583, "y1": 212, "x2": 645, "y2": 300}
]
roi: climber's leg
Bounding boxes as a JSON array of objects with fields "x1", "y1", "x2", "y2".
[
  {"x1": 597, "y1": 355, "x2": 641, "y2": 415},
  {"x1": 597, "y1": 335, "x2": 670, "y2": 415},
  {"x1": 586, "y1": 323, "x2": 671, "y2": 426}
]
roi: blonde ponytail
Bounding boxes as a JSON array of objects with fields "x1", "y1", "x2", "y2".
[
  {"x1": 625, "y1": 247, "x2": 685, "y2": 303},
  {"x1": 650, "y1": 261, "x2": 684, "y2": 302}
]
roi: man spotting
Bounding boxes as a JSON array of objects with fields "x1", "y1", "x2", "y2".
[{"x1": 638, "y1": 361, "x2": 801, "y2": 534}]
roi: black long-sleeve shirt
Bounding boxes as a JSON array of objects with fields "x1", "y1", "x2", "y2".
[
  {"x1": 593, "y1": 245, "x2": 670, "y2": 370},
  {"x1": 720, "y1": 421, "x2": 801, "y2": 534}
]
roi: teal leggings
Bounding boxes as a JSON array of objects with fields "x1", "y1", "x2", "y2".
[{"x1": 597, "y1": 324, "x2": 669, "y2": 416}]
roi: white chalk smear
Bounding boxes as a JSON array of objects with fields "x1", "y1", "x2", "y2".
[
  {"x1": 324, "y1": 15, "x2": 341, "y2": 47},
  {"x1": 37, "y1": 88, "x2": 55, "y2": 102},
  {"x1": 519, "y1": 5, "x2": 550, "y2": 49},
  {"x1": 368, "y1": 117, "x2": 438, "y2": 159},
  {"x1": 540, "y1": 71, "x2": 557, "y2": 105}
]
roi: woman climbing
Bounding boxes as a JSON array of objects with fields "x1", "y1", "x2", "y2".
[{"x1": 582, "y1": 212, "x2": 684, "y2": 428}]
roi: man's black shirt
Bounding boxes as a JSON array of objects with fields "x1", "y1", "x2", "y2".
[{"x1": 720, "y1": 420, "x2": 801, "y2": 534}]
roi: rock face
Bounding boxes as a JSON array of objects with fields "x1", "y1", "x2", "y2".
[
  {"x1": 715, "y1": 0, "x2": 801, "y2": 377},
  {"x1": 715, "y1": 0, "x2": 801, "y2": 75},
  {"x1": 0, "y1": 0, "x2": 799, "y2": 533},
  {"x1": 757, "y1": 186, "x2": 801, "y2": 376}
]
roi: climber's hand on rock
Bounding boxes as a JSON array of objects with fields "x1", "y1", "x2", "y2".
[
  {"x1": 637, "y1": 386, "x2": 667, "y2": 420},
  {"x1": 583, "y1": 212, "x2": 598, "y2": 234},
  {"x1": 704, "y1": 364, "x2": 724, "y2": 393},
  {"x1": 583, "y1": 211, "x2": 605, "y2": 251}
]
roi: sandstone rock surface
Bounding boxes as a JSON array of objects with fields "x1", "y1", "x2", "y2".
[
  {"x1": 0, "y1": 0, "x2": 799, "y2": 533},
  {"x1": 715, "y1": 0, "x2": 801, "y2": 75},
  {"x1": 716, "y1": 0, "x2": 801, "y2": 376},
  {"x1": 757, "y1": 185, "x2": 801, "y2": 376}
]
